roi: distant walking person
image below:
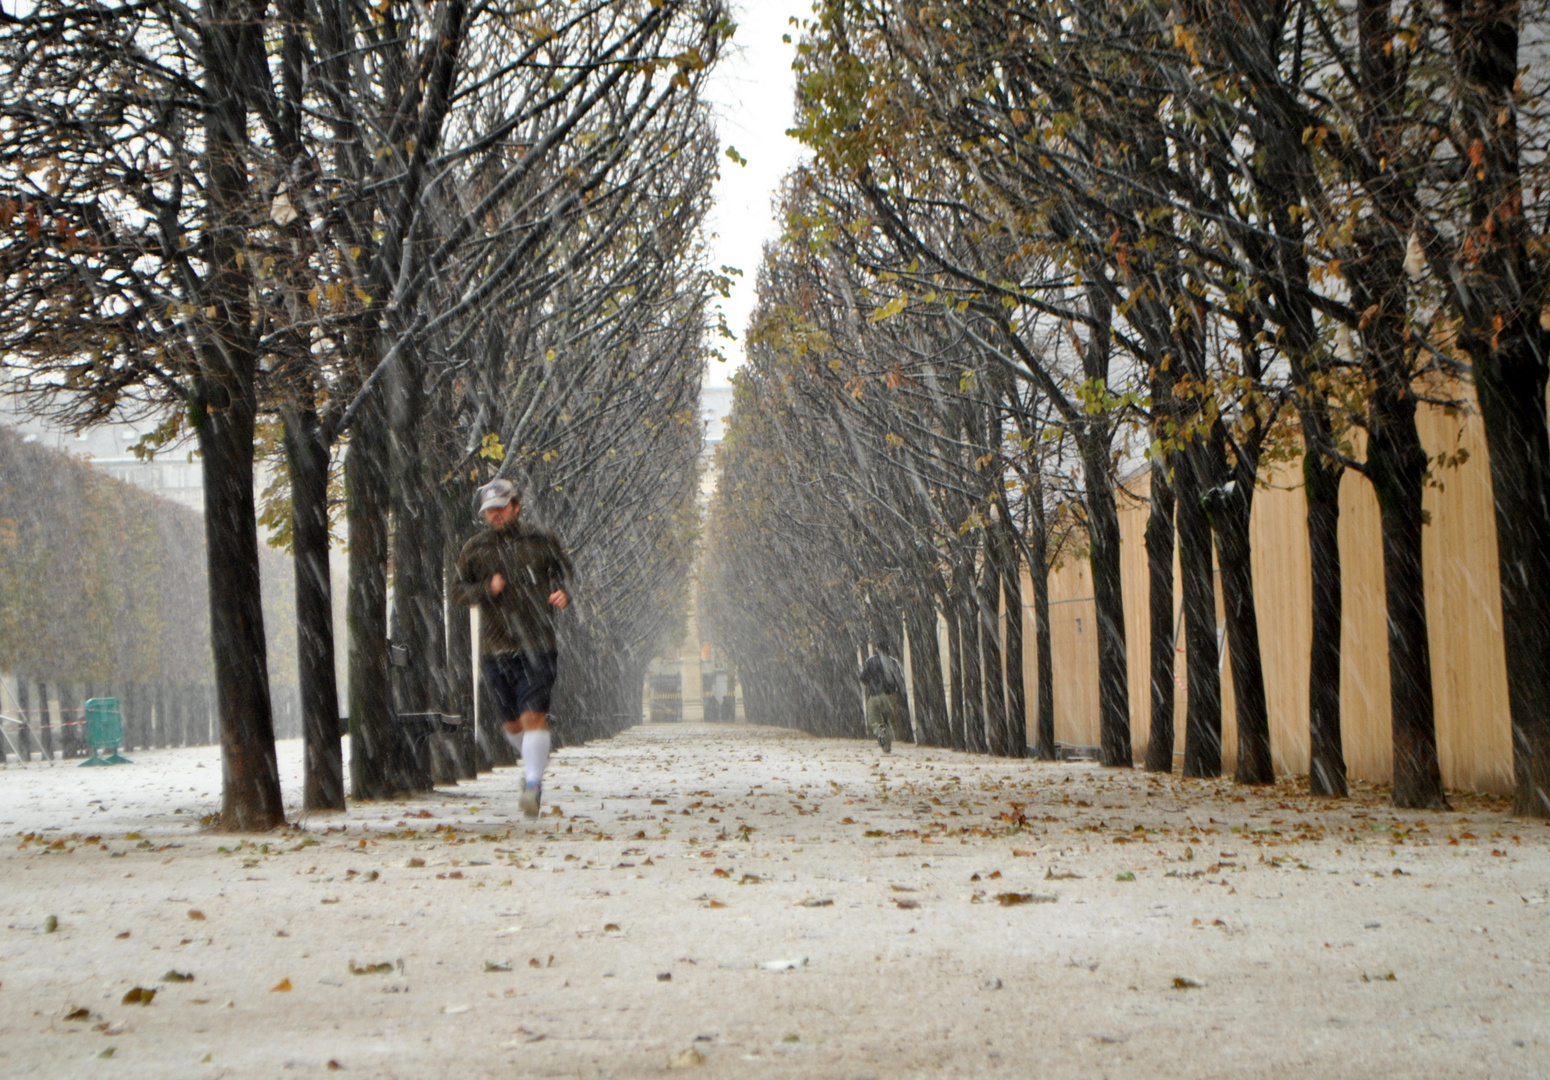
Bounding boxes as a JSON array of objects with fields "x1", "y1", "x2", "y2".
[
  {"x1": 860, "y1": 651, "x2": 907, "y2": 754},
  {"x1": 453, "y1": 478, "x2": 572, "y2": 819}
]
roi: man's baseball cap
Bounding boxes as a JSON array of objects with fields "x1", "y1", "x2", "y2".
[{"x1": 477, "y1": 478, "x2": 519, "y2": 513}]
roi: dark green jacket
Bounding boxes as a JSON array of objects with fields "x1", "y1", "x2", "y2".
[{"x1": 452, "y1": 521, "x2": 573, "y2": 655}]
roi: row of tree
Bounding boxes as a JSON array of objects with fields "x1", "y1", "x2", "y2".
[
  {"x1": 704, "y1": 0, "x2": 1550, "y2": 817},
  {"x1": 0, "y1": 423, "x2": 301, "y2": 759},
  {"x1": 1, "y1": 1, "x2": 727, "y2": 826}
]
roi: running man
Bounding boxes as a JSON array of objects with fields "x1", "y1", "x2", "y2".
[
  {"x1": 860, "y1": 650, "x2": 907, "y2": 754},
  {"x1": 453, "y1": 478, "x2": 573, "y2": 819}
]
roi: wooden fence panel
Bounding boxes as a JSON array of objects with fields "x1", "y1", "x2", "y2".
[{"x1": 1021, "y1": 396, "x2": 1515, "y2": 795}]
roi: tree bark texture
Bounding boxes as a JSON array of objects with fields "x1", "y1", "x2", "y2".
[
  {"x1": 1081, "y1": 435, "x2": 1132, "y2": 766},
  {"x1": 1304, "y1": 448, "x2": 1348, "y2": 796},
  {"x1": 14, "y1": 678, "x2": 33, "y2": 762},
  {"x1": 1370, "y1": 412, "x2": 1445, "y2": 808},
  {"x1": 386, "y1": 343, "x2": 434, "y2": 792},
  {"x1": 199, "y1": 0, "x2": 283, "y2": 831},
  {"x1": 346, "y1": 390, "x2": 405, "y2": 799},
  {"x1": 1211, "y1": 475, "x2": 1273, "y2": 785},
  {"x1": 1176, "y1": 441, "x2": 1221, "y2": 778},
  {"x1": 1029, "y1": 483, "x2": 1056, "y2": 760},
  {"x1": 284, "y1": 408, "x2": 344, "y2": 811},
  {"x1": 906, "y1": 600, "x2": 950, "y2": 746},
  {"x1": 444, "y1": 499, "x2": 479, "y2": 778},
  {"x1": 1145, "y1": 463, "x2": 1176, "y2": 773},
  {"x1": 954, "y1": 563, "x2": 986, "y2": 754},
  {"x1": 978, "y1": 547, "x2": 1009, "y2": 756},
  {"x1": 1439, "y1": 0, "x2": 1550, "y2": 818},
  {"x1": 999, "y1": 514, "x2": 1027, "y2": 758}
]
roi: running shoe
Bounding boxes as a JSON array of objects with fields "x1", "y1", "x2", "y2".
[
  {"x1": 520, "y1": 779, "x2": 542, "y2": 820},
  {"x1": 878, "y1": 731, "x2": 892, "y2": 754}
]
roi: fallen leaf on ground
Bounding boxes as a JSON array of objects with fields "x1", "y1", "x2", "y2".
[
  {"x1": 996, "y1": 892, "x2": 1057, "y2": 906},
  {"x1": 187, "y1": 910, "x2": 206, "y2": 921},
  {"x1": 799, "y1": 898, "x2": 833, "y2": 907},
  {"x1": 484, "y1": 961, "x2": 512, "y2": 972},
  {"x1": 1173, "y1": 977, "x2": 1203, "y2": 989},
  {"x1": 43, "y1": 915, "x2": 58, "y2": 933},
  {"x1": 892, "y1": 898, "x2": 920, "y2": 909},
  {"x1": 160, "y1": 970, "x2": 194, "y2": 983},
  {"x1": 406, "y1": 858, "x2": 425, "y2": 868},
  {"x1": 63, "y1": 1007, "x2": 91, "y2": 1022},
  {"x1": 271, "y1": 978, "x2": 292, "y2": 992},
  {"x1": 349, "y1": 961, "x2": 393, "y2": 976},
  {"x1": 121, "y1": 987, "x2": 155, "y2": 1005}
]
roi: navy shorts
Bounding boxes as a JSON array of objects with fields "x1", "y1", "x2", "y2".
[{"x1": 481, "y1": 650, "x2": 559, "y2": 721}]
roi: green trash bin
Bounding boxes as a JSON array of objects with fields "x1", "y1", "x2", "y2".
[{"x1": 79, "y1": 698, "x2": 131, "y2": 766}]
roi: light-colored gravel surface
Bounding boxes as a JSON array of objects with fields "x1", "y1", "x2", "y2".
[{"x1": 2, "y1": 722, "x2": 1548, "y2": 1079}]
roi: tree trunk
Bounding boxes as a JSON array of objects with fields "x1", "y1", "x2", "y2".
[
  {"x1": 1176, "y1": 440, "x2": 1221, "y2": 778},
  {"x1": 15, "y1": 678, "x2": 33, "y2": 761},
  {"x1": 1029, "y1": 481, "x2": 1056, "y2": 760},
  {"x1": 39, "y1": 680, "x2": 54, "y2": 759},
  {"x1": 978, "y1": 545, "x2": 1008, "y2": 756},
  {"x1": 1145, "y1": 463, "x2": 1176, "y2": 773},
  {"x1": 387, "y1": 343, "x2": 435, "y2": 791},
  {"x1": 1211, "y1": 472, "x2": 1273, "y2": 785},
  {"x1": 1475, "y1": 351, "x2": 1550, "y2": 817},
  {"x1": 197, "y1": 0, "x2": 283, "y2": 830},
  {"x1": 906, "y1": 599, "x2": 949, "y2": 746},
  {"x1": 1305, "y1": 448, "x2": 1348, "y2": 796},
  {"x1": 955, "y1": 562, "x2": 986, "y2": 753},
  {"x1": 199, "y1": 384, "x2": 283, "y2": 827},
  {"x1": 1349, "y1": 0, "x2": 1445, "y2": 810},
  {"x1": 284, "y1": 407, "x2": 345, "y2": 811},
  {"x1": 1080, "y1": 434, "x2": 1132, "y2": 767},
  {"x1": 346, "y1": 388, "x2": 404, "y2": 799},
  {"x1": 1000, "y1": 514, "x2": 1027, "y2": 758},
  {"x1": 1370, "y1": 410, "x2": 1445, "y2": 808},
  {"x1": 59, "y1": 682, "x2": 81, "y2": 758},
  {"x1": 444, "y1": 500, "x2": 479, "y2": 778},
  {"x1": 1438, "y1": 0, "x2": 1550, "y2": 817}
]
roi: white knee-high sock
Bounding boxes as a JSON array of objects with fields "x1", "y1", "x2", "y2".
[
  {"x1": 503, "y1": 729, "x2": 523, "y2": 753},
  {"x1": 521, "y1": 729, "x2": 550, "y2": 787}
]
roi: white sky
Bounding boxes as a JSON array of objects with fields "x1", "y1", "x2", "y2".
[{"x1": 701, "y1": 2, "x2": 808, "y2": 389}]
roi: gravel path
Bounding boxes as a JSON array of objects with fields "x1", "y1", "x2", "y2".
[{"x1": 2, "y1": 722, "x2": 1548, "y2": 1079}]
